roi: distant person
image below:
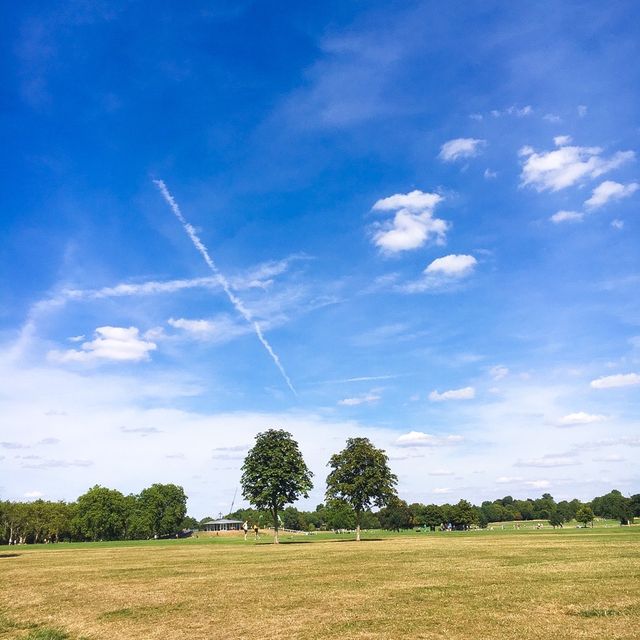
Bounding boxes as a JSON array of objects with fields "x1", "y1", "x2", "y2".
[
  {"x1": 243, "y1": 521, "x2": 249, "y2": 541},
  {"x1": 253, "y1": 523, "x2": 260, "y2": 540}
]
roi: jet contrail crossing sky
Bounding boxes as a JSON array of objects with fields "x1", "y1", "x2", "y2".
[{"x1": 153, "y1": 179, "x2": 297, "y2": 395}]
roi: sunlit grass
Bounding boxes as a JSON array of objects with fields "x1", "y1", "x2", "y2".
[{"x1": 0, "y1": 527, "x2": 638, "y2": 639}]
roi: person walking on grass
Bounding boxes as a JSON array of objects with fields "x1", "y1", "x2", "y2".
[
  {"x1": 242, "y1": 520, "x2": 249, "y2": 541},
  {"x1": 253, "y1": 523, "x2": 260, "y2": 540}
]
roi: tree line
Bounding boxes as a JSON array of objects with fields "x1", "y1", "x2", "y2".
[
  {"x1": 0, "y1": 483, "x2": 188, "y2": 545},
  {"x1": 2, "y1": 429, "x2": 637, "y2": 544}
]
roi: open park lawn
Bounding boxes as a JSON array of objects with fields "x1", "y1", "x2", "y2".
[{"x1": 1, "y1": 527, "x2": 639, "y2": 640}]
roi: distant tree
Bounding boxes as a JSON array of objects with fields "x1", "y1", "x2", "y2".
[
  {"x1": 422, "y1": 504, "x2": 445, "y2": 531},
  {"x1": 73, "y1": 486, "x2": 129, "y2": 541},
  {"x1": 241, "y1": 429, "x2": 313, "y2": 543},
  {"x1": 548, "y1": 510, "x2": 564, "y2": 528},
  {"x1": 591, "y1": 490, "x2": 633, "y2": 525},
  {"x1": 179, "y1": 516, "x2": 200, "y2": 530},
  {"x1": 325, "y1": 437, "x2": 397, "y2": 541},
  {"x1": 450, "y1": 499, "x2": 478, "y2": 530},
  {"x1": 575, "y1": 505, "x2": 595, "y2": 528},
  {"x1": 325, "y1": 500, "x2": 356, "y2": 530},
  {"x1": 630, "y1": 494, "x2": 640, "y2": 518},
  {"x1": 282, "y1": 506, "x2": 308, "y2": 531},
  {"x1": 378, "y1": 498, "x2": 413, "y2": 531},
  {"x1": 137, "y1": 483, "x2": 188, "y2": 537}
]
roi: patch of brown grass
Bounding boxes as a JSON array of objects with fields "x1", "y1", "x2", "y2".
[{"x1": 0, "y1": 529, "x2": 638, "y2": 639}]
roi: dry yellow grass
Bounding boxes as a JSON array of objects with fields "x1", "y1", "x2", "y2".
[{"x1": 1, "y1": 528, "x2": 638, "y2": 639}]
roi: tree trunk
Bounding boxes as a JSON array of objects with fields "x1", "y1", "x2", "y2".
[
  {"x1": 273, "y1": 507, "x2": 279, "y2": 544},
  {"x1": 356, "y1": 510, "x2": 361, "y2": 542}
]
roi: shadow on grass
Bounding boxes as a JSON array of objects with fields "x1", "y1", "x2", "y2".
[{"x1": 0, "y1": 552, "x2": 21, "y2": 558}]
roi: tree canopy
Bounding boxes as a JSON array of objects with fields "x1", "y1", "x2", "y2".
[
  {"x1": 325, "y1": 437, "x2": 397, "y2": 541},
  {"x1": 240, "y1": 429, "x2": 313, "y2": 543}
]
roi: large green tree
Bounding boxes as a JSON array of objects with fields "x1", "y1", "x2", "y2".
[
  {"x1": 136, "y1": 483, "x2": 188, "y2": 538},
  {"x1": 575, "y1": 504, "x2": 595, "y2": 528},
  {"x1": 73, "y1": 486, "x2": 130, "y2": 541},
  {"x1": 325, "y1": 437, "x2": 397, "y2": 541},
  {"x1": 240, "y1": 429, "x2": 313, "y2": 543}
]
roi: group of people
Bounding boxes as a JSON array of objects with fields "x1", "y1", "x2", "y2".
[{"x1": 242, "y1": 521, "x2": 260, "y2": 541}]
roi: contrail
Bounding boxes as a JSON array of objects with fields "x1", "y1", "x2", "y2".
[{"x1": 153, "y1": 179, "x2": 296, "y2": 395}]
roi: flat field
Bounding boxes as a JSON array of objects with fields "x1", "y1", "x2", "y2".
[{"x1": 1, "y1": 527, "x2": 639, "y2": 640}]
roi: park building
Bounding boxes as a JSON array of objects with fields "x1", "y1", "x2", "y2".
[{"x1": 201, "y1": 518, "x2": 244, "y2": 532}]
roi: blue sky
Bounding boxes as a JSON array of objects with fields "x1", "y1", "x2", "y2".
[{"x1": 2, "y1": 1, "x2": 639, "y2": 517}]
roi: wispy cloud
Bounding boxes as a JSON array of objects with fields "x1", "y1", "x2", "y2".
[
  {"x1": 338, "y1": 391, "x2": 381, "y2": 406},
  {"x1": 550, "y1": 210, "x2": 584, "y2": 224},
  {"x1": 590, "y1": 373, "x2": 640, "y2": 389},
  {"x1": 516, "y1": 453, "x2": 579, "y2": 468},
  {"x1": 167, "y1": 315, "x2": 253, "y2": 344},
  {"x1": 491, "y1": 105, "x2": 533, "y2": 118},
  {"x1": 557, "y1": 412, "x2": 608, "y2": 427},
  {"x1": 439, "y1": 138, "x2": 485, "y2": 162},
  {"x1": 396, "y1": 431, "x2": 463, "y2": 447},
  {"x1": 429, "y1": 386, "x2": 475, "y2": 402},
  {"x1": 584, "y1": 180, "x2": 639, "y2": 209},
  {"x1": 154, "y1": 179, "x2": 296, "y2": 395}
]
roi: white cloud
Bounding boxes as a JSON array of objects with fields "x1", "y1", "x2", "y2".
[
  {"x1": 558, "y1": 412, "x2": 608, "y2": 427},
  {"x1": 593, "y1": 454, "x2": 625, "y2": 463},
  {"x1": 400, "y1": 255, "x2": 477, "y2": 293},
  {"x1": 167, "y1": 315, "x2": 251, "y2": 343},
  {"x1": 429, "y1": 386, "x2": 475, "y2": 402},
  {"x1": 425, "y1": 254, "x2": 477, "y2": 277},
  {"x1": 395, "y1": 431, "x2": 464, "y2": 447},
  {"x1": 484, "y1": 168, "x2": 497, "y2": 179},
  {"x1": 439, "y1": 138, "x2": 485, "y2": 162},
  {"x1": 428, "y1": 469, "x2": 454, "y2": 476},
  {"x1": 432, "y1": 487, "x2": 451, "y2": 494},
  {"x1": 524, "y1": 479, "x2": 551, "y2": 489},
  {"x1": 611, "y1": 219, "x2": 624, "y2": 230},
  {"x1": 520, "y1": 141, "x2": 635, "y2": 192},
  {"x1": 554, "y1": 135, "x2": 572, "y2": 146},
  {"x1": 373, "y1": 191, "x2": 443, "y2": 213},
  {"x1": 550, "y1": 210, "x2": 584, "y2": 224},
  {"x1": 584, "y1": 180, "x2": 639, "y2": 209},
  {"x1": 492, "y1": 105, "x2": 533, "y2": 118},
  {"x1": 496, "y1": 476, "x2": 522, "y2": 484},
  {"x1": 578, "y1": 105, "x2": 588, "y2": 117},
  {"x1": 517, "y1": 454, "x2": 579, "y2": 468},
  {"x1": 544, "y1": 114, "x2": 561, "y2": 123},
  {"x1": 489, "y1": 365, "x2": 509, "y2": 380},
  {"x1": 590, "y1": 373, "x2": 640, "y2": 389},
  {"x1": 24, "y1": 490, "x2": 44, "y2": 498},
  {"x1": 49, "y1": 327, "x2": 157, "y2": 363},
  {"x1": 338, "y1": 391, "x2": 381, "y2": 406},
  {"x1": 371, "y1": 190, "x2": 449, "y2": 253}
]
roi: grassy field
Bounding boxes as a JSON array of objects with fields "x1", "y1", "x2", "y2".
[{"x1": 1, "y1": 527, "x2": 639, "y2": 640}]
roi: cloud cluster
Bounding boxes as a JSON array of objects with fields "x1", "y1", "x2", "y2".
[
  {"x1": 520, "y1": 139, "x2": 634, "y2": 192},
  {"x1": 49, "y1": 327, "x2": 157, "y2": 363},
  {"x1": 370, "y1": 190, "x2": 448, "y2": 253}
]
